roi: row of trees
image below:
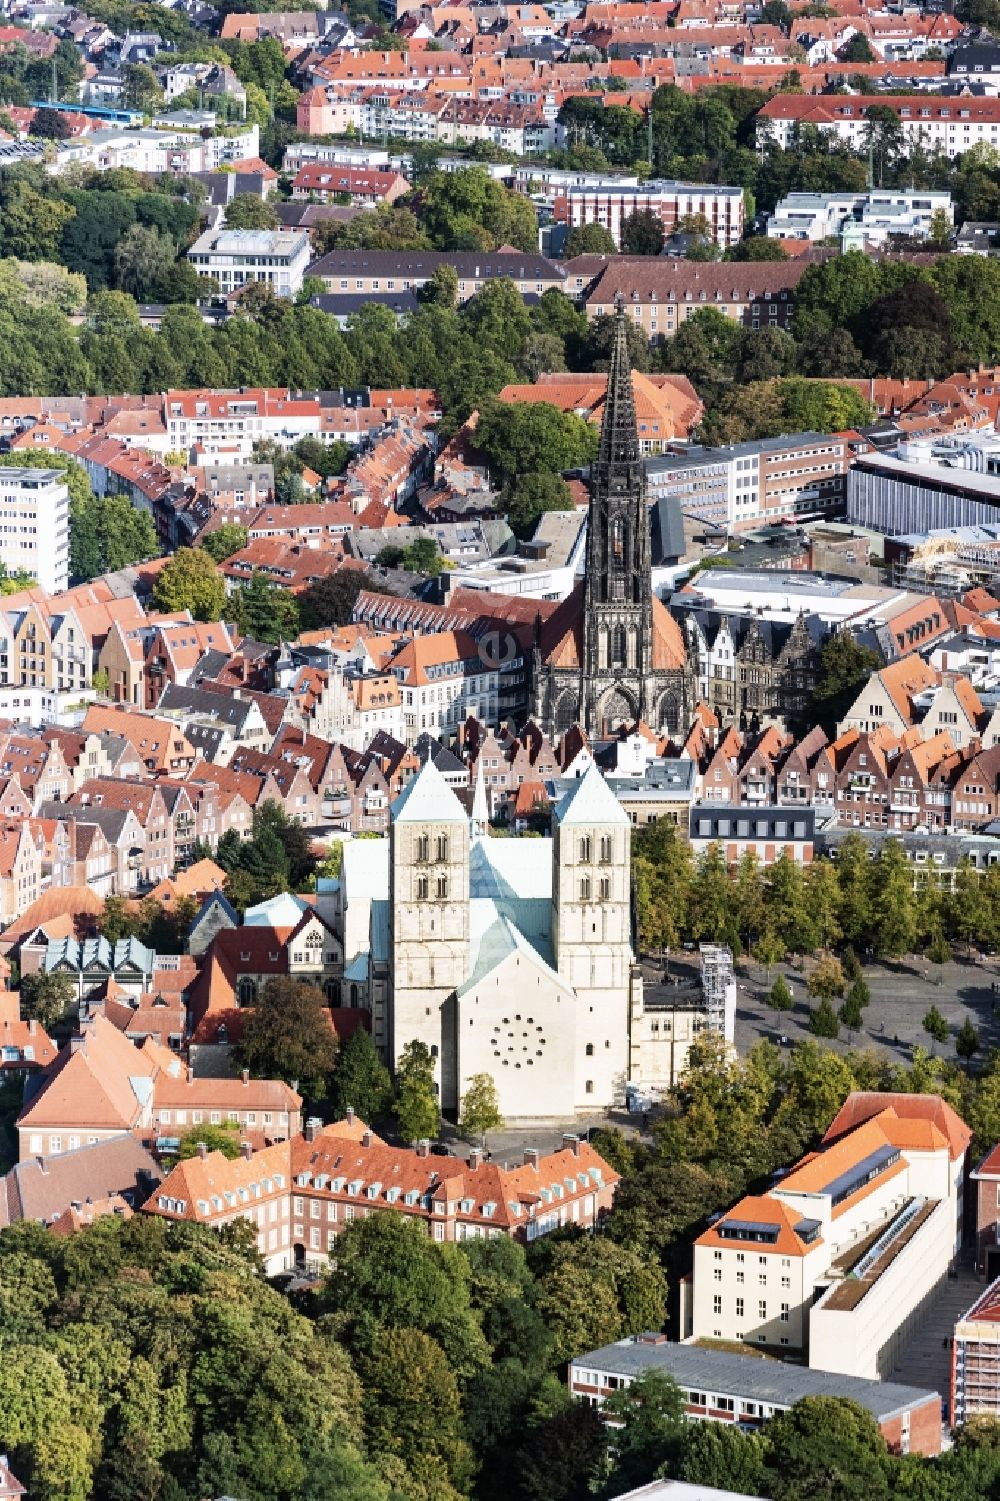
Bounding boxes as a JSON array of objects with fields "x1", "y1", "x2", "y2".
[{"x1": 633, "y1": 825, "x2": 1000, "y2": 961}]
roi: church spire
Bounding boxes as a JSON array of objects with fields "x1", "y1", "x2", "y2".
[
  {"x1": 596, "y1": 295, "x2": 641, "y2": 471},
  {"x1": 470, "y1": 758, "x2": 489, "y2": 840}
]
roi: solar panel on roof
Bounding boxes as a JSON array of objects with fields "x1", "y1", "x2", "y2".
[{"x1": 823, "y1": 1145, "x2": 900, "y2": 1207}]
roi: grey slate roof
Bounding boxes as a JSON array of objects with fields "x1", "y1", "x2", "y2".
[{"x1": 572, "y1": 1339, "x2": 938, "y2": 1419}]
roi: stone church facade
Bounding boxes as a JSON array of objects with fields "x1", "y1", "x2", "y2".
[{"x1": 531, "y1": 302, "x2": 693, "y2": 738}]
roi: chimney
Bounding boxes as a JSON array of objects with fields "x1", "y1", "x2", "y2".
[
  {"x1": 304, "y1": 1115, "x2": 321, "y2": 1143},
  {"x1": 242, "y1": 1068, "x2": 249, "y2": 1085},
  {"x1": 416, "y1": 1138, "x2": 430, "y2": 1157},
  {"x1": 28, "y1": 1019, "x2": 35, "y2": 1035},
  {"x1": 241, "y1": 1141, "x2": 252, "y2": 1160},
  {"x1": 187, "y1": 1064, "x2": 194, "y2": 1084},
  {"x1": 523, "y1": 1147, "x2": 539, "y2": 1170},
  {"x1": 197, "y1": 1141, "x2": 207, "y2": 1159},
  {"x1": 468, "y1": 1145, "x2": 481, "y2": 1170},
  {"x1": 345, "y1": 1106, "x2": 355, "y2": 1126},
  {"x1": 362, "y1": 1129, "x2": 373, "y2": 1148},
  {"x1": 562, "y1": 1132, "x2": 581, "y2": 1157}
]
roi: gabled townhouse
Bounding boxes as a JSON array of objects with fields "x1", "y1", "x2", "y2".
[
  {"x1": 736, "y1": 728, "x2": 789, "y2": 806},
  {"x1": 0, "y1": 732, "x2": 73, "y2": 809},
  {"x1": 226, "y1": 747, "x2": 321, "y2": 825},
  {"x1": 36, "y1": 801, "x2": 147, "y2": 895},
  {"x1": 0, "y1": 823, "x2": 42, "y2": 924},
  {"x1": 187, "y1": 923, "x2": 342, "y2": 1051},
  {"x1": 70, "y1": 779, "x2": 177, "y2": 886},
  {"x1": 839, "y1": 657, "x2": 940, "y2": 738},
  {"x1": 918, "y1": 676, "x2": 987, "y2": 751},
  {"x1": 142, "y1": 619, "x2": 237, "y2": 710},
  {"x1": 775, "y1": 726, "x2": 828, "y2": 805},
  {"x1": 699, "y1": 726, "x2": 743, "y2": 805},
  {"x1": 48, "y1": 815, "x2": 119, "y2": 896},
  {"x1": 884, "y1": 733, "x2": 957, "y2": 833},
  {"x1": 830, "y1": 729, "x2": 896, "y2": 831},
  {"x1": 950, "y1": 746, "x2": 1000, "y2": 831},
  {"x1": 81, "y1": 704, "x2": 199, "y2": 776}
]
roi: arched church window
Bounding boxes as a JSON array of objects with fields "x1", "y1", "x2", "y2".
[
  {"x1": 579, "y1": 876, "x2": 591, "y2": 900},
  {"x1": 599, "y1": 835, "x2": 612, "y2": 863},
  {"x1": 416, "y1": 833, "x2": 429, "y2": 862},
  {"x1": 238, "y1": 978, "x2": 256, "y2": 1007},
  {"x1": 579, "y1": 836, "x2": 591, "y2": 862},
  {"x1": 436, "y1": 876, "x2": 449, "y2": 899},
  {"x1": 599, "y1": 877, "x2": 610, "y2": 900},
  {"x1": 612, "y1": 517, "x2": 624, "y2": 559},
  {"x1": 416, "y1": 875, "x2": 429, "y2": 899},
  {"x1": 585, "y1": 1043, "x2": 594, "y2": 1057},
  {"x1": 611, "y1": 624, "x2": 626, "y2": 667},
  {"x1": 436, "y1": 833, "x2": 449, "y2": 862}
]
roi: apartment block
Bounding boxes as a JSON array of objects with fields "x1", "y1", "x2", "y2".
[
  {"x1": 767, "y1": 189, "x2": 953, "y2": 245},
  {"x1": 0, "y1": 467, "x2": 69, "y2": 593},
  {"x1": 646, "y1": 431, "x2": 848, "y2": 531},
  {"x1": 759, "y1": 94, "x2": 1000, "y2": 160},
  {"x1": 307, "y1": 249, "x2": 566, "y2": 301},
  {"x1": 687, "y1": 1092, "x2": 970, "y2": 1378},
  {"x1": 583, "y1": 260, "x2": 811, "y2": 343},
  {"x1": 187, "y1": 227, "x2": 312, "y2": 298},
  {"x1": 570, "y1": 1337, "x2": 942, "y2": 1456},
  {"x1": 552, "y1": 179, "x2": 744, "y2": 250}
]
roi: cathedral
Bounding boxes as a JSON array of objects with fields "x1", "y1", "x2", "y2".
[
  {"x1": 337, "y1": 755, "x2": 638, "y2": 1119},
  {"x1": 531, "y1": 300, "x2": 693, "y2": 739}
]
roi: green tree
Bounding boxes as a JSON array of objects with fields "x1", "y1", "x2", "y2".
[
  {"x1": 764, "y1": 1396, "x2": 891, "y2": 1501},
  {"x1": 113, "y1": 223, "x2": 176, "y2": 300},
  {"x1": 922, "y1": 1005, "x2": 949, "y2": 1048},
  {"x1": 19, "y1": 971, "x2": 74, "y2": 1029},
  {"x1": 503, "y1": 471, "x2": 572, "y2": 539},
  {"x1": 839, "y1": 990, "x2": 863, "y2": 1030},
  {"x1": 200, "y1": 523, "x2": 248, "y2": 562},
  {"x1": 361, "y1": 1328, "x2": 474, "y2": 1499},
  {"x1": 418, "y1": 166, "x2": 537, "y2": 252},
  {"x1": 299, "y1": 567, "x2": 384, "y2": 629},
  {"x1": 808, "y1": 998, "x2": 840, "y2": 1039},
  {"x1": 395, "y1": 1039, "x2": 441, "y2": 1144},
  {"x1": 871, "y1": 841, "x2": 916, "y2": 958},
  {"x1": 234, "y1": 976, "x2": 338, "y2": 1098},
  {"x1": 680, "y1": 1421, "x2": 769, "y2": 1496},
  {"x1": 121, "y1": 62, "x2": 163, "y2": 113},
  {"x1": 840, "y1": 30, "x2": 875, "y2": 61},
  {"x1": 604, "y1": 1370, "x2": 686, "y2": 1492},
  {"x1": 534, "y1": 1238, "x2": 667, "y2": 1363},
  {"x1": 807, "y1": 955, "x2": 846, "y2": 1004},
  {"x1": 224, "y1": 194, "x2": 279, "y2": 230},
  {"x1": 957, "y1": 1018, "x2": 980, "y2": 1062},
  {"x1": 563, "y1": 222, "x2": 617, "y2": 257},
  {"x1": 329, "y1": 1027, "x2": 393, "y2": 1124},
  {"x1": 459, "y1": 1072, "x2": 504, "y2": 1149},
  {"x1": 229, "y1": 571, "x2": 300, "y2": 642},
  {"x1": 152, "y1": 547, "x2": 226, "y2": 621},
  {"x1": 620, "y1": 209, "x2": 665, "y2": 255},
  {"x1": 769, "y1": 974, "x2": 793, "y2": 1011},
  {"x1": 176, "y1": 1120, "x2": 242, "y2": 1159},
  {"x1": 475, "y1": 399, "x2": 598, "y2": 486}
]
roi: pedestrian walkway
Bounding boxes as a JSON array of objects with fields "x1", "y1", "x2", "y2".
[{"x1": 889, "y1": 1258, "x2": 982, "y2": 1408}]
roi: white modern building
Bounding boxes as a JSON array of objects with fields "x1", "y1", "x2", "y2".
[
  {"x1": 0, "y1": 468, "x2": 69, "y2": 592},
  {"x1": 767, "y1": 189, "x2": 953, "y2": 245},
  {"x1": 187, "y1": 227, "x2": 312, "y2": 298},
  {"x1": 686, "y1": 1091, "x2": 970, "y2": 1379}
]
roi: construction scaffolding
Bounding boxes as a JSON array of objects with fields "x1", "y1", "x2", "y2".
[{"x1": 699, "y1": 943, "x2": 736, "y2": 1042}]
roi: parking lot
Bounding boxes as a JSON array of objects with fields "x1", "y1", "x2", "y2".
[{"x1": 734, "y1": 954, "x2": 1000, "y2": 1065}]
